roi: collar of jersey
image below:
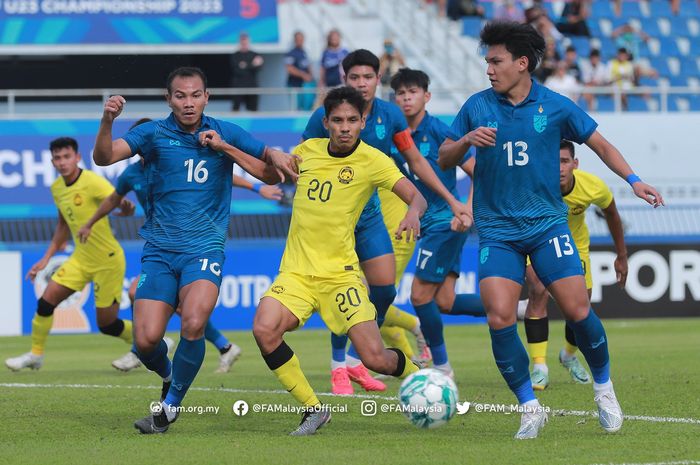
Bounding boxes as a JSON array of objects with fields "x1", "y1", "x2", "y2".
[
  {"x1": 492, "y1": 79, "x2": 541, "y2": 106},
  {"x1": 164, "y1": 112, "x2": 213, "y2": 134},
  {"x1": 412, "y1": 110, "x2": 432, "y2": 136}
]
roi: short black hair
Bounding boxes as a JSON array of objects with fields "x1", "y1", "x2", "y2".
[
  {"x1": 166, "y1": 67, "x2": 207, "y2": 94},
  {"x1": 49, "y1": 137, "x2": 78, "y2": 153},
  {"x1": 390, "y1": 68, "x2": 430, "y2": 92},
  {"x1": 560, "y1": 140, "x2": 576, "y2": 158},
  {"x1": 480, "y1": 21, "x2": 546, "y2": 73},
  {"x1": 130, "y1": 117, "x2": 152, "y2": 130},
  {"x1": 324, "y1": 86, "x2": 365, "y2": 117},
  {"x1": 342, "y1": 49, "x2": 380, "y2": 75},
  {"x1": 565, "y1": 45, "x2": 577, "y2": 53},
  {"x1": 590, "y1": 49, "x2": 601, "y2": 57}
]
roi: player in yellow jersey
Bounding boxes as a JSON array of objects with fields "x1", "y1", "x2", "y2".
[
  {"x1": 523, "y1": 140, "x2": 628, "y2": 390},
  {"x1": 253, "y1": 86, "x2": 426, "y2": 435},
  {"x1": 5, "y1": 137, "x2": 134, "y2": 371}
]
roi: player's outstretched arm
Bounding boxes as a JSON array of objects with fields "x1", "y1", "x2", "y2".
[
  {"x1": 94, "y1": 95, "x2": 134, "y2": 166},
  {"x1": 232, "y1": 174, "x2": 283, "y2": 200},
  {"x1": 586, "y1": 131, "x2": 665, "y2": 208},
  {"x1": 26, "y1": 213, "x2": 71, "y2": 282},
  {"x1": 438, "y1": 127, "x2": 496, "y2": 170},
  {"x1": 77, "y1": 191, "x2": 125, "y2": 244},
  {"x1": 450, "y1": 157, "x2": 476, "y2": 232},
  {"x1": 262, "y1": 147, "x2": 300, "y2": 183},
  {"x1": 602, "y1": 198, "x2": 628, "y2": 287},
  {"x1": 199, "y1": 130, "x2": 283, "y2": 185},
  {"x1": 392, "y1": 177, "x2": 427, "y2": 243}
]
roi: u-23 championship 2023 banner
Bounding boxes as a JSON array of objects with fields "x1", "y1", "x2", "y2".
[{"x1": 0, "y1": 0, "x2": 279, "y2": 45}]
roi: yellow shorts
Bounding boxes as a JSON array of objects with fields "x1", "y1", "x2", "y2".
[
  {"x1": 51, "y1": 251, "x2": 126, "y2": 308},
  {"x1": 526, "y1": 251, "x2": 592, "y2": 290},
  {"x1": 264, "y1": 271, "x2": 377, "y2": 335},
  {"x1": 378, "y1": 187, "x2": 416, "y2": 283}
]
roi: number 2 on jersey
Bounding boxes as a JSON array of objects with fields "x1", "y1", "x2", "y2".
[
  {"x1": 185, "y1": 159, "x2": 209, "y2": 183},
  {"x1": 503, "y1": 141, "x2": 529, "y2": 166}
]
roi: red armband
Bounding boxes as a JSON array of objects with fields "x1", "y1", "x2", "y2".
[{"x1": 392, "y1": 129, "x2": 414, "y2": 153}]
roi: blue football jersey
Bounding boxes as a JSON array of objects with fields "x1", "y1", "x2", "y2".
[
  {"x1": 116, "y1": 161, "x2": 149, "y2": 212},
  {"x1": 391, "y1": 112, "x2": 470, "y2": 231},
  {"x1": 122, "y1": 113, "x2": 265, "y2": 253},
  {"x1": 449, "y1": 81, "x2": 597, "y2": 241},
  {"x1": 302, "y1": 97, "x2": 408, "y2": 228}
]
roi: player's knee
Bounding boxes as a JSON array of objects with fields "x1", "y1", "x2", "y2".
[
  {"x1": 252, "y1": 320, "x2": 281, "y2": 352},
  {"x1": 487, "y1": 310, "x2": 516, "y2": 330},
  {"x1": 134, "y1": 334, "x2": 158, "y2": 354},
  {"x1": 410, "y1": 287, "x2": 433, "y2": 307},
  {"x1": 180, "y1": 315, "x2": 207, "y2": 340},
  {"x1": 361, "y1": 350, "x2": 392, "y2": 374},
  {"x1": 435, "y1": 294, "x2": 453, "y2": 314},
  {"x1": 98, "y1": 318, "x2": 125, "y2": 337},
  {"x1": 36, "y1": 298, "x2": 56, "y2": 317}
]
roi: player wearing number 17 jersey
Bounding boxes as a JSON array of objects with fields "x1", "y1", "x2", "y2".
[{"x1": 438, "y1": 22, "x2": 664, "y2": 439}]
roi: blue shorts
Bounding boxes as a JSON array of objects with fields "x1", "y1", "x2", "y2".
[
  {"x1": 478, "y1": 223, "x2": 583, "y2": 287},
  {"x1": 414, "y1": 222, "x2": 468, "y2": 283},
  {"x1": 355, "y1": 210, "x2": 394, "y2": 263},
  {"x1": 135, "y1": 242, "x2": 226, "y2": 308}
]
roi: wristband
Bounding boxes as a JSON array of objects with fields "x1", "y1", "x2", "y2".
[
  {"x1": 625, "y1": 174, "x2": 642, "y2": 186},
  {"x1": 252, "y1": 184, "x2": 261, "y2": 193}
]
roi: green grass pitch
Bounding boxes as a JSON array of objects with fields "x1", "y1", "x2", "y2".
[{"x1": 1, "y1": 318, "x2": 699, "y2": 465}]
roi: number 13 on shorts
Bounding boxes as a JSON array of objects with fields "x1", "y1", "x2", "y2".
[{"x1": 549, "y1": 234, "x2": 574, "y2": 258}]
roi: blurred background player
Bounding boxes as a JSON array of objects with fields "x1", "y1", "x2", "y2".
[
  {"x1": 5, "y1": 137, "x2": 134, "y2": 371},
  {"x1": 523, "y1": 140, "x2": 628, "y2": 390},
  {"x1": 253, "y1": 86, "x2": 425, "y2": 435},
  {"x1": 230, "y1": 32, "x2": 264, "y2": 112},
  {"x1": 93, "y1": 67, "x2": 295, "y2": 434},
  {"x1": 439, "y1": 21, "x2": 663, "y2": 439},
  {"x1": 303, "y1": 49, "x2": 470, "y2": 394}
]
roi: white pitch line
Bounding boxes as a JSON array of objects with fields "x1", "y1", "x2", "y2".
[{"x1": 2, "y1": 382, "x2": 700, "y2": 426}]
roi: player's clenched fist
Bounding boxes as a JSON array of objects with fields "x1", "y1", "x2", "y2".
[
  {"x1": 103, "y1": 95, "x2": 126, "y2": 121},
  {"x1": 199, "y1": 129, "x2": 226, "y2": 151}
]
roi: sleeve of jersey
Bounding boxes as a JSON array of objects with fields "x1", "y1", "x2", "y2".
[
  {"x1": 562, "y1": 98, "x2": 598, "y2": 144},
  {"x1": 592, "y1": 176, "x2": 614, "y2": 209},
  {"x1": 115, "y1": 169, "x2": 132, "y2": 197},
  {"x1": 224, "y1": 122, "x2": 265, "y2": 159},
  {"x1": 372, "y1": 152, "x2": 406, "y2": 191},
  {"x1": 92, "y1": 174, "x2": 116, "y2": 202},
  {"x1": 448, "y1": 101, "x2": 471, "y2": 140},
  {"x1": 301, "y1": 108, "x2": 328, "y2": 140},
  {"x1": 436, "y1": 121, "x2": 471, "y2": 164},
  {"x1": 121, "y1": 122, "x2": 154, "y2": 161}
]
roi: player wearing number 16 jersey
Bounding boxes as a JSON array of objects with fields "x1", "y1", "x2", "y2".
[
  {"x1": 93, "y1": 67, "x2": 296, "y2": 434},
  {"x1": 438, "y1": 22, "x2": 664, "y2": 439}
]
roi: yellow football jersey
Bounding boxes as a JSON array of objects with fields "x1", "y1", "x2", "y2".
[
  {"x1": 279, "y1": 138, "x2": 405, "y2": 277},
  {"x1": 50, "y1": 169, "x2": 123, "y2": 266},
  {"x1": 563, "y1": 169, "x2": 613, "y2": 255}
]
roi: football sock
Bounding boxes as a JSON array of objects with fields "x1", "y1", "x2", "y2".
[
  {"x1": 164, "y1": 336, "x2": 205, "y2": 408},
  {"x1": 490, "y1": 323, "x2": 535, "y2": 404},
  {"x1": 136, "y1": 338, "x2": 172, "y2": 379},
  {"x1": 414, "y1": 300, "x2": 448, "y2": 365},
  {"x1": 564, "y1": 322, "x2": 578, "y2": 356},
  {"x1": 449, "y1": 294, "x2": 486, "y2": 316},
  {"x1": 380, "y1": 324, "x2": 414, "y2": 359},
  {"x1": 387, "y1": 348, "x2": 419, "y2": 378},
  {"x1": 384, "y1": 305, "x2": 419, "y2": 331},
  {"x1": 569, "y1": 308, "x2": 610, "y2": 384},
  {"x1": 330, "y1": 333, "x2": 348, "y2": 366},
  {"x1": 30, "y1": 314, "x2": 54, "y2": 356},
  {"x1": 264, "y1": 341, "x2": 319, "y2": 407}
]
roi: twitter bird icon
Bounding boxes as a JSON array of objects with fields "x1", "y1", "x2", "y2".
[{"x1": 456, "y1": 402, "x2": 471, "y2": 415}]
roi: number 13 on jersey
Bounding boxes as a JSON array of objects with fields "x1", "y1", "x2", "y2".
[{"x1": 503, "y1": 141, "x2": 529, "y2": 166}]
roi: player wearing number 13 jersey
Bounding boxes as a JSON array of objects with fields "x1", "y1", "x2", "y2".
[
  {"x1": 438, "y1": 22, "x2": 664, "y2": 439},
  {"x1": 253, "y1": 86, "x2": 426, "y2": 435}
]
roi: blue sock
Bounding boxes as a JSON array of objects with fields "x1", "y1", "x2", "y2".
[
  {"x1": 414, "y1": 300, "x2": 448, "y2": 365},
  {"x1": 449, "y1": 293, "x2": 486, "y2": 316},
  {"x1": 347, "y1": 343, "x2": 360, "y2": 361},
  {"x1": 368, "y1": 284, "x2": 396, "y2": 327},
  {"x1": 136, "y1": 339, "x2": 172, "y2": 379},
  {"x1": 131, "y1": 343, "x2": 138, "y2": 355},
  {"x1": 330, "y1": 333, "x2": 348, "y2": 363},
  {"x1": 569, "y1": 308, "x2": 610, "y2": 384},
  {"x1": 204, "y1": 321, "x2": 229, "y2": 351},
  {"x1": 164, "y1": 336, "x2": 205, "y2": 407},
  {"x1": 489, "y1": 324, "x2": 535, "y2": 404}
]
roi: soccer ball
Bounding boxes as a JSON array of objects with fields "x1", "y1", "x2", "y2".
[{"x1": 398, "y1": 368, "x2": 459, "y2": 429}]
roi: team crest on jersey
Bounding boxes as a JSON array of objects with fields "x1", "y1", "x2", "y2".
[
  {"x1": 271, "y1": 285, "x2": 285, "y2": 294},
  {"x1": 533, "y1": 114, "x2": 547, "y2": 133},
  {"x1": 487, "y1": 121, "x2": 498, "y2": 129},
  {"x1": 338, "y1": 166, "x2": 354, "y2": 184},
  {"x1": 480, "y1": 247, "x2": 490, "y2": 264},
  {"x1": 571, "y1": 205, "x2": 585, "y2": 215},
  {"x1": 419, "y1": 142, "x2": 430, "y2": 155},
  {"x1": 73, "y1": 193, "x2": 83, "y2": 206},
  {"x1": 375, "y1": 116, "x2": 386, "y2": 140}
]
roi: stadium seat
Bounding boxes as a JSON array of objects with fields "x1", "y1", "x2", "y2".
[
  {"x1": 627, "y1": 95, "x2": 649, "y2": 111},
  {"x1": 577, "y1": 96, "x2": 589, "y2": 111},
  {"x1": 639, "y1": 18, "x2": 662, "y2": 37},
  {"x1": 587, "y1": 18, "x2": 603, "y2": 37},
  {"x1": 462, "y1": 17, "x2": 483, "y2": 37},
  {"x1": 679, "y1": 59, "x2": 700, "y2": 78},
  {"x1": 599, "y1": 37, "x2": 619, "y2": 59},
  {"x1": 688, "y1": 95, "x2": 700, "y2": 110},
  {"x1": 591, "y1": 0, "x2": 615, "y2": 18},
  {"x1": 481, "y1": 2, "x2": 494, "y2": 19},
  {"x1": 667, "y1": 75, "x2": 689, "y2": 86},
  {"x1": 669, "y1": 17, "x2": 691, "y2": 36},
  {"x1": 595, "y1": 95, "x2": 616, "y2": 111},
  {"x1": 638, "y1": 76, "x2": 660, "y2": 87},
  {"x1": 620, "y1": 1, "x2": 644, "y2": 18},
  {"x1": 690, "y1": 39, "x2": 700, "y2": 55},
  {"x1": 649, "y1": 56, "x2": 672, "y2": 76},
  {"x1": 569, "y1": 36, "x2": 591, "y2": 57},
  {"x1": 649, "y1": 1, "x2": 674, "y2": 17},
  {"x1": 679, "y1": 0, "x2": 700, "y2": 17},
  {"x1": 668, "y1": 95, "x2": 689, "y2": 111},
  {"x1": 658, "y1": 37, "x2": 681, "y2": 56}
]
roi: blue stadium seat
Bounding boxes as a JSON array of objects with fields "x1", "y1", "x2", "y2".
[
  {"x1": 577, "y1": 96, "x2": 589, "y2": 111},
  {"x1": 599, "y1": 37, "x2": 619, "y2": 59},
  {"x1": 569, "y1": 36, "x2": 591, "y2": 57},
  {"x1": 627, "y1": 95, "x2": 649, "y2": 111},
  {"x1": 658, "y1": 37, "x2": 681, "y2": 56},
  {"x1": 596, "y1": 95, "x2": 616, "y2": 111},
  {"x1": 591, "y1": 0, "x2": 616, "y2": 18},
  {"x1": 679, "y1": 0, "x2": 700, "y2": 17},
  {"x1": 620, "y1": 2, "x2": 644, "y2": 18},
  {"x1": 609, "y1": 17, "x2": 630, "y2": 31},
  {"x1": 667, "y1": 75, "x2": 688, "y2": 86},
  {"x1": 635, "y1": 41, "x2": 651, "y2": 59},
  {"x1": 462, "y1": 17, "x2": 483, "y2": 36},
  {"x1": 688, "y1": 95, "x2": 700, "y2": 110},
  {"x1": 668, "y1": 96, "x2": 688, "y2": 111},
  {"x1": 638, "y1": 76, "x2": 660, "y2": 87},
  {"x1": 542, "y1": 2, "x2": 557, "y2": 20},
  {"x1": 649, "y1": 56, "x2": 672, "y2": 76},
  {"x1": 481, "y1": 2, "x2": 494, "y2": 19},
  {"x1": 639, "y1": 18, "x2": 661, "y2": 37},
  {"x1": 679, "y1": 60, "x2": 699, "y2": 78},
  {"x1": 668, "y1": 17, "x2": 691, "y2": 36},
  {"x1": 690, "y1": 38, "x2": 700, "y2": 55},
  {"x1": 587, "y1": 18, "x2": 603, "y2": 37},
  {"x1": 649, "y1": 1, "x2": 674, "y2": 17}
]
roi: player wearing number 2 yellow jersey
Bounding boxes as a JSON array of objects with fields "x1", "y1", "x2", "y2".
[
  {"x1": 5, "y1": 137, "x2": 132, "y2": 373},
  {"x1": 253, "y1": 86, "x2": 426, "y2": 435}
]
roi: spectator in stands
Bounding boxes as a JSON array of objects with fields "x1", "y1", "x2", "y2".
[
  {"x1": 285, "y1": 31, "x2": 314, "y2": 111},
  {"x1": 494, "y1": 0, "x2": 525, "y2": 22},
  {"x1": 230, "y1": 32, "x2": 264, "y2": 112},
  {"x1": 319, "y1": 29, "x2": 348, "y2": 89},
  {"x1": 609, "y1": 47, "x2": 635, "y2": 110},
  {"x1": 533, "y1": 39, "x2": 561, "y2": 82},
  {"x1": 556, "y1": 0, "x2": 591, "y2": 37},
  {"x1": 563, "y1": 45, "x2": 582, "y2": 82},
  {"x1": 545, "y1": 61, "x2": 581, "y2": 102},
  {"x1": 379, "y1": 39, "x2": 406, "y2": 97},
  {"x1": 447, "y1": 0, "x2": 485, "y2": 20},
  {"x1": 611, "y1": 22, "x2": 649, "y2": 64},
  {"x1": 580, "y1": 49, "x2": 610, "y2": 109},
  {"x1": 528, "y1": 7, "x2": 564, "y2": 43}
]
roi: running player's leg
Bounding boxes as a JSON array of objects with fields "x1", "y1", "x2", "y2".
[
  {"x1": 558, "y1": 253, "x2": 592, "y2": 384},
  {"x1": 523, "y1": 265, "x2": 550, "y2": 390},
  {"x1": 94, "y1": 253, "x2": 132, "y2": 346}
]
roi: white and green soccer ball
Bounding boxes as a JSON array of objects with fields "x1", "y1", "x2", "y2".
[{"x1": 398, "y1": 368, "x2": 459, "y2": 429}]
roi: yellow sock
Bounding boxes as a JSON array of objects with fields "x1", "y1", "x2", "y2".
[
  {"x1": 564, "y1": 341, "x2": 578, "y2": 356},
  {"x1": 380, "y1": 325, "x2": 414, "y2": 359},
  {"x1": 384, "y1": 305, "x2": 419, "y2": 332},
  {"x1": 392, "y1": 349, "x2": 419, "y2": 378},
  {"x1": 118, "y1": 319, "x2": 133, "y2": 344},
  {"x1": 31, "y1": 314, "x2": 54, "y2": 356},
  {"x1": 529, "y1": 341, "x2": 548, "y2": 366},
  {"x1": 273, "y1": 354, "x2": 319, "y2": 408}
]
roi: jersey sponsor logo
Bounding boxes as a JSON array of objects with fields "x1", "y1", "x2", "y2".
[
  {"x1": 73, "y1": 193, "x2": 83, "y2": 206},
  {"x1": 533, "y1": 114, "x2": 547, "y2": 133},
  {"x1": 338, "y1": 166, "x2": 354, "y2": 184},
  {"x1": 271, "y1": 285, "x2": 284, "y2": 294},
  {"x1": 169, "y1": 139, "x2": 182, "y2": 146},
  {"x1": 487, "y1": 121, "x2": 498, "y2": 129},
  {"x1": 480, "y1": 247, "x2": 490, "y2": 264},
  {"x1": 137, "y1": 273, "x2": 147, "y2": 288},
  {"x1": 590, "y1": 336, "x2": 606, "y2": 349},
  {"x1": 571, "y1": 205, "x2": 585, "y2": 215}
]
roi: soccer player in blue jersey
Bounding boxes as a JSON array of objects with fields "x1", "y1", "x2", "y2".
[
  {"x1": 303, "y1": 49, "x2": 471, "y2": 392},
  {"x1": 439, "y1": 22, "x2": 664, "y2": 439},
  {"x1": 390, "y1": 68, "x2": 487, "y2": 379},
  {"x1": 93, "y1": 67, "x2": 296, "y2": 434}
]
